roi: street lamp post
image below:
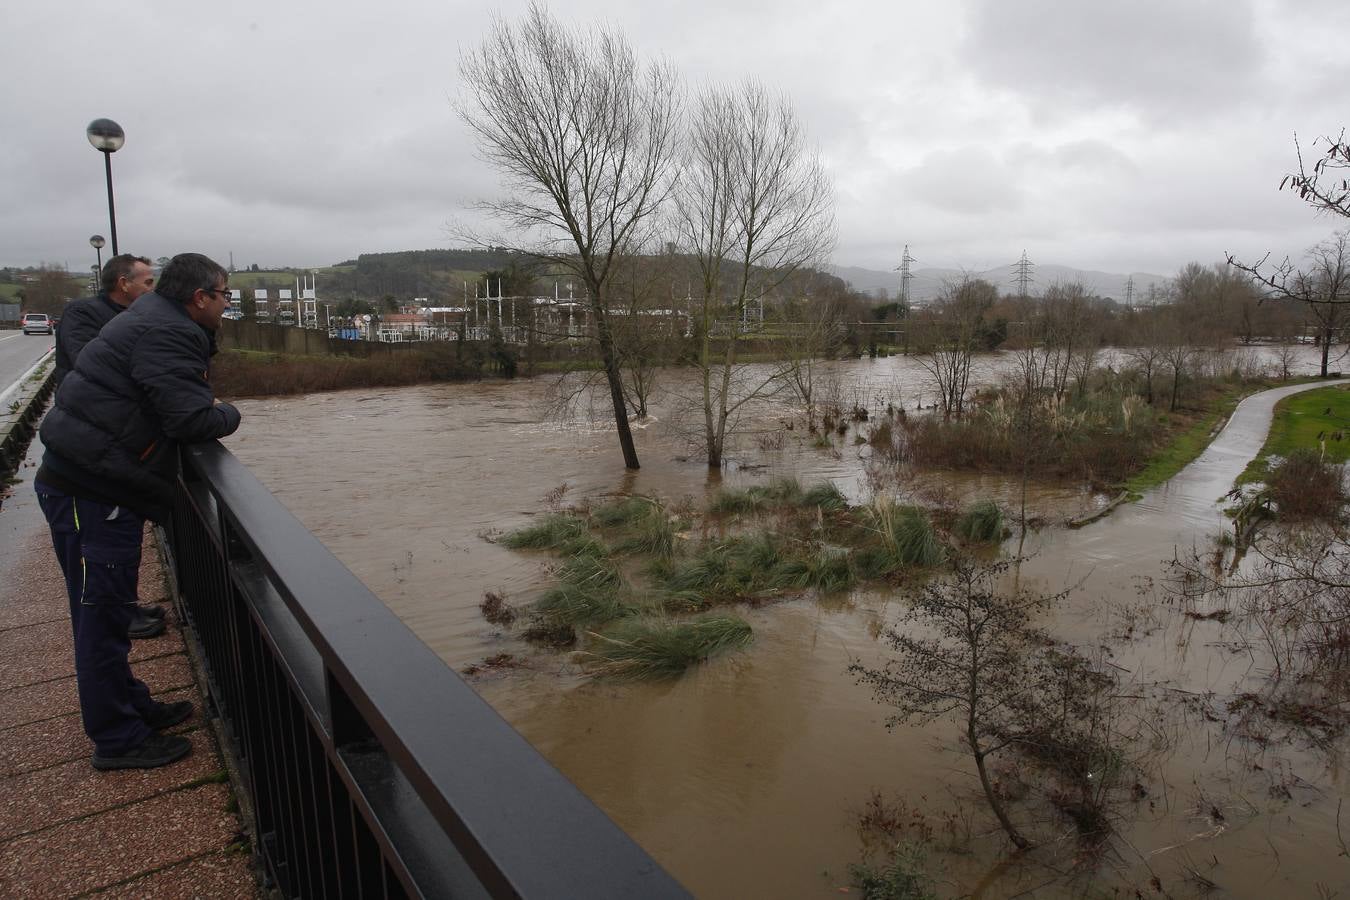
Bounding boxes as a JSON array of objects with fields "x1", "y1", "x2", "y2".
[
  {"x1": 89, "y1": 234, "x2": 105, "y2": 273},
  {"x1": 85, "y1": 119, "x2": 125, "y2": 255}
]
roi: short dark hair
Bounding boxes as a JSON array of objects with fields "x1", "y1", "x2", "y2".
[
  {"x1": 156, "y1": 253, "x2": 227, "y2": 303},
  {"x1": 101, "y1": 254, "x2": 152, "y2": 293}
]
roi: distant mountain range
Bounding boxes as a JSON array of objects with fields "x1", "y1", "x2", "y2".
[{"x1": 831, "y1": 263, "x2": 1171, "y2": 305}]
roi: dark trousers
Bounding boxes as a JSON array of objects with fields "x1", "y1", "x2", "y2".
[{"x1": 35, "y1": 482, "x2": 153, "y2": 755}]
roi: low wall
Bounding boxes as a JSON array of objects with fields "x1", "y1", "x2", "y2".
[
  {"x1": 219, "y1": 320, "x2": 413, "y2": 358},
  {"x1": 0, "y1": 351, "x2": 55, "y2": 482}
]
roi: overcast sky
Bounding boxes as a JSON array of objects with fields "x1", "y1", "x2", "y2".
[{"x1": 3, "y1": 0, "x2": 1346, "y2": 281}]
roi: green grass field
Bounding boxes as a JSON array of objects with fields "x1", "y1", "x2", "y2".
[{"x1": 1239, "y1": 383, "x2": 1350, "y2": 484}]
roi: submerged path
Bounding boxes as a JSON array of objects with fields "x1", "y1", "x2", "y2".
[
  {"x1": 0, "y1": 439, "x2": 258, "y2": 898},
  {"x1": 1052, "y1": 379, "x2": 1341, "y2": 570}
]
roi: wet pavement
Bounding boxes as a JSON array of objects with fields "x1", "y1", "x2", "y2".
[{"x1": 0, "y1": 444, "x2": 258, "y2": 899}]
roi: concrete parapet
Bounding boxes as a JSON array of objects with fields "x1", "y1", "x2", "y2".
[{"x1": 0, "y1": 351, "x2": 54, "y2": 481}]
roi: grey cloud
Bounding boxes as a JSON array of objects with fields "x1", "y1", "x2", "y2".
[
  {"x1": 962, "y1": 0, "x2": 1265, "y2": 122},
  {"x1": 900, "y1": 146, "x2": 1025, "y2": 215}
]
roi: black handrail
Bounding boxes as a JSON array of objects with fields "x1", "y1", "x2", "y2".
[{"x1": 170, "y1": 441, "x2": 688, "y2": 899}]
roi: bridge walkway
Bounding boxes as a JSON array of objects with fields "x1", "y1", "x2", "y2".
[{"x1": 0, "y1": 441, "x2": 259, "y2": 899}]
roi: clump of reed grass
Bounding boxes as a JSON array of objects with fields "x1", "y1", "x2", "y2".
[
  {"x1": 535, "y1": 582, "x2": 631, "y2": 626},
  {"x1": 584, "y1": 615, "x2": 753, "y2": 679},
  {"x1": 554, "y1": 552, "x2": 622, "y2": 592},
  {"x1": 590, "y1": 496, "x2": 654, "y2": 528},
  {"x1": 856, "y1": 502, "x2": 946, "y2": 577},
  {"x1": 707, "y1": 477, "x2": 805, "y2": 515},
  {"x1": 773, "y1": 545, "x2": 856, "y2": 593},
  {"x1": 657, "y1": 532, "x2": 784, "y2": 603},
  {"x1": 954, "y1": 500, "x2": 1005, "y2": 544},
  {"x1": 594, "y1": 496, "x2": 678, "y2": 559},
  {"x1": 801, "y1": 481, "x2": 848, "y2": 511},
  {"x1": 500, "y1": 514, "x2": 589, "y2": 551}
]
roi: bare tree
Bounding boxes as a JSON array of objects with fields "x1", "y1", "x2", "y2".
[
  {"x1": 1282, "y1": 130, "x2": 1350, "y2": 220},
  {"x1": 18, "y1": 267, "x2": 82, "y2": 318},
  {"x1": 608, "y1": 247, "x2": 685, "y2": 419},
  {"x1": 673, "y1": 79, "x2": 835, "y2": 468},
  {"x1": 850, "y1": 557, "x2": 1074, "y2": 850},
  {"x1": 913, "y1": 277, "x2": 995, "y2": 417},
  {"x1": 1124, "y1": 305, "x2": 1169, "y2": 405},
  {"x1": 1229, "y1": 231, "x2": 1350, "y2": 377},
  {"x1": 458, "y1": 3, "x2": 681, "y2": 469}
]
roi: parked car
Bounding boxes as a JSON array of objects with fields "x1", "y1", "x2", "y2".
[{"x1": 21, "y1": 313, "x2": 52, "y2": 335}]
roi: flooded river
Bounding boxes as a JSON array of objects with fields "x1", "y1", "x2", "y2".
[{"x1": 224, "y1": 348, "x2": 1348, "y2": 898}]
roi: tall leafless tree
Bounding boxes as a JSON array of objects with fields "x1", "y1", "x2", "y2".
[
  {"x1": 1229, "y1": 231, "x2": 1350, "y2": 377},
  {"x1": 458, "y1": 3, "x2": 681, "y2": 469},
  {"x1": 673, "y1": 79, "x2": 835, "y2": 468},
  {"x1": 913, "y1": 277, "x2": 995, "y2": 418}
]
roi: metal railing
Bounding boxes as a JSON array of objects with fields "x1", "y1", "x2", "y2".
[{"x1": 169, "y1": 441, "x2": 688, "y2": 899}]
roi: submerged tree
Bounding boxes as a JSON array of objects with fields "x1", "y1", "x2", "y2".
[
  {"x1": 673, "y1": 79, "x2": 835, "y2": 468},
  {"x1": 912, "y1": 278, "x2": 996, "y2": 417},
  {"x1": 851, "y1": 557, "x2": 1073, "y2": 850},
  {"x1": 459, "y1": 3, "x2": 681, "y2": 468}
]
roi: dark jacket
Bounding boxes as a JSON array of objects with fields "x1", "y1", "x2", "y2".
[
  {"x1": 38, "y1": 291, "x2": 242, "y2": 522},
  {"x1": 54, "y1": 292, "x2": 124, "y2": 382}
]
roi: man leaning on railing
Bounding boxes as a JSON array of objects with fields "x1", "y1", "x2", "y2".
[{"x1": 34, "y1": 252, "x2": 242, "y2": 771}]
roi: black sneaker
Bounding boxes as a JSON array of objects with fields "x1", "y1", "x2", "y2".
[
  {"x1": 128, "y1": 609, "x2": 166, "y2": 640},
  {"x1": 138, "y1": 603, "x2": 167, "y2": 621},
  {"x1": 144, "y1": 699, "x2": 194, "y2": 731},
  {"x1": 92, "y1": 733, "x2": 192, "y2": 770}
]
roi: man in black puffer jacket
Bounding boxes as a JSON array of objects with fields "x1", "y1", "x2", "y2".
[
  {"x1": 36, "y1": 252, "x2": 241, "y2": 771},
  {"x1": 53, "y1": 253, "x2": 168, "y2": 641},
  {"x1": 54, "y1": 254, "x2": 155, "y2": 383}
]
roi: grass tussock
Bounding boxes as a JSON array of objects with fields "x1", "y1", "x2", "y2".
[
  {"x1": 708, "y1": 477, "x2": 805, "y2": 514},
  {"x1": 954, "y1": 500, "x2": 1005, "y2": 544},
  {"x1": 656, "y1": 532, "x2": 786, "y2": 604},
  {"x1": 801, "y1": 481, "x2": 849, "y2": 511},
  {"x1": 591, "y1": 496, "x2": 656, "y2": 528},
  {"x1": 593, "y1": 496, "x2": 678, "y2": 559},
  {"x1": 855, "y1": 502, "x2": 946, "y2": 577},
  {"x1": 500, "y1": 514, "x2": 590, "y2": 551},
  {"x1": 584, "y1": 615, "x2": 753, "y2": 679},
  {"x1": 773, "y1": 545, "x2": 857, "y2": 593}
]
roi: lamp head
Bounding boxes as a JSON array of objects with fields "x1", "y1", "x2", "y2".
[{"x1": 86, "y1": 118, "x2": 125, "y2": 152}]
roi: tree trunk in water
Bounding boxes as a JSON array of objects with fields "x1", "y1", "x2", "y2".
[
  {"x1": 1322, "y1": 329, "x2": 1332, "y2": 377},
  {"x1": 971, "y1": 741, "x2": 1030, "y2": 851},
  {"x1": 591, "y1": 293, "x2": 639, "y2": 469}
]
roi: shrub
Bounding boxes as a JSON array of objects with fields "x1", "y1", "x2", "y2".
[
  {"x1": 1269, "y1": 449, "x2": 1346, "y2": 520},
  {"x1": 847, "y1": 843, "x2": 936, "y2": 900}
]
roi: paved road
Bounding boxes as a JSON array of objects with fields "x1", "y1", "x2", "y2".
[{"x1": 0, "y1": 329, "x2": 54, "y2": 393}]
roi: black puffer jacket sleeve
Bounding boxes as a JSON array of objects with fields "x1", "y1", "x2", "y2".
[
  {"x1": 130, "y1": 325, "x2": 241, "y2": 441},
  {"x1": 54, "y1": 295, "x2": 117, "y2": 380}
]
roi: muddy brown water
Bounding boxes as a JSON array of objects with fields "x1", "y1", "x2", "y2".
[{"x1": 225, "y1": 348, "x2": 1349, "y2": 898}]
